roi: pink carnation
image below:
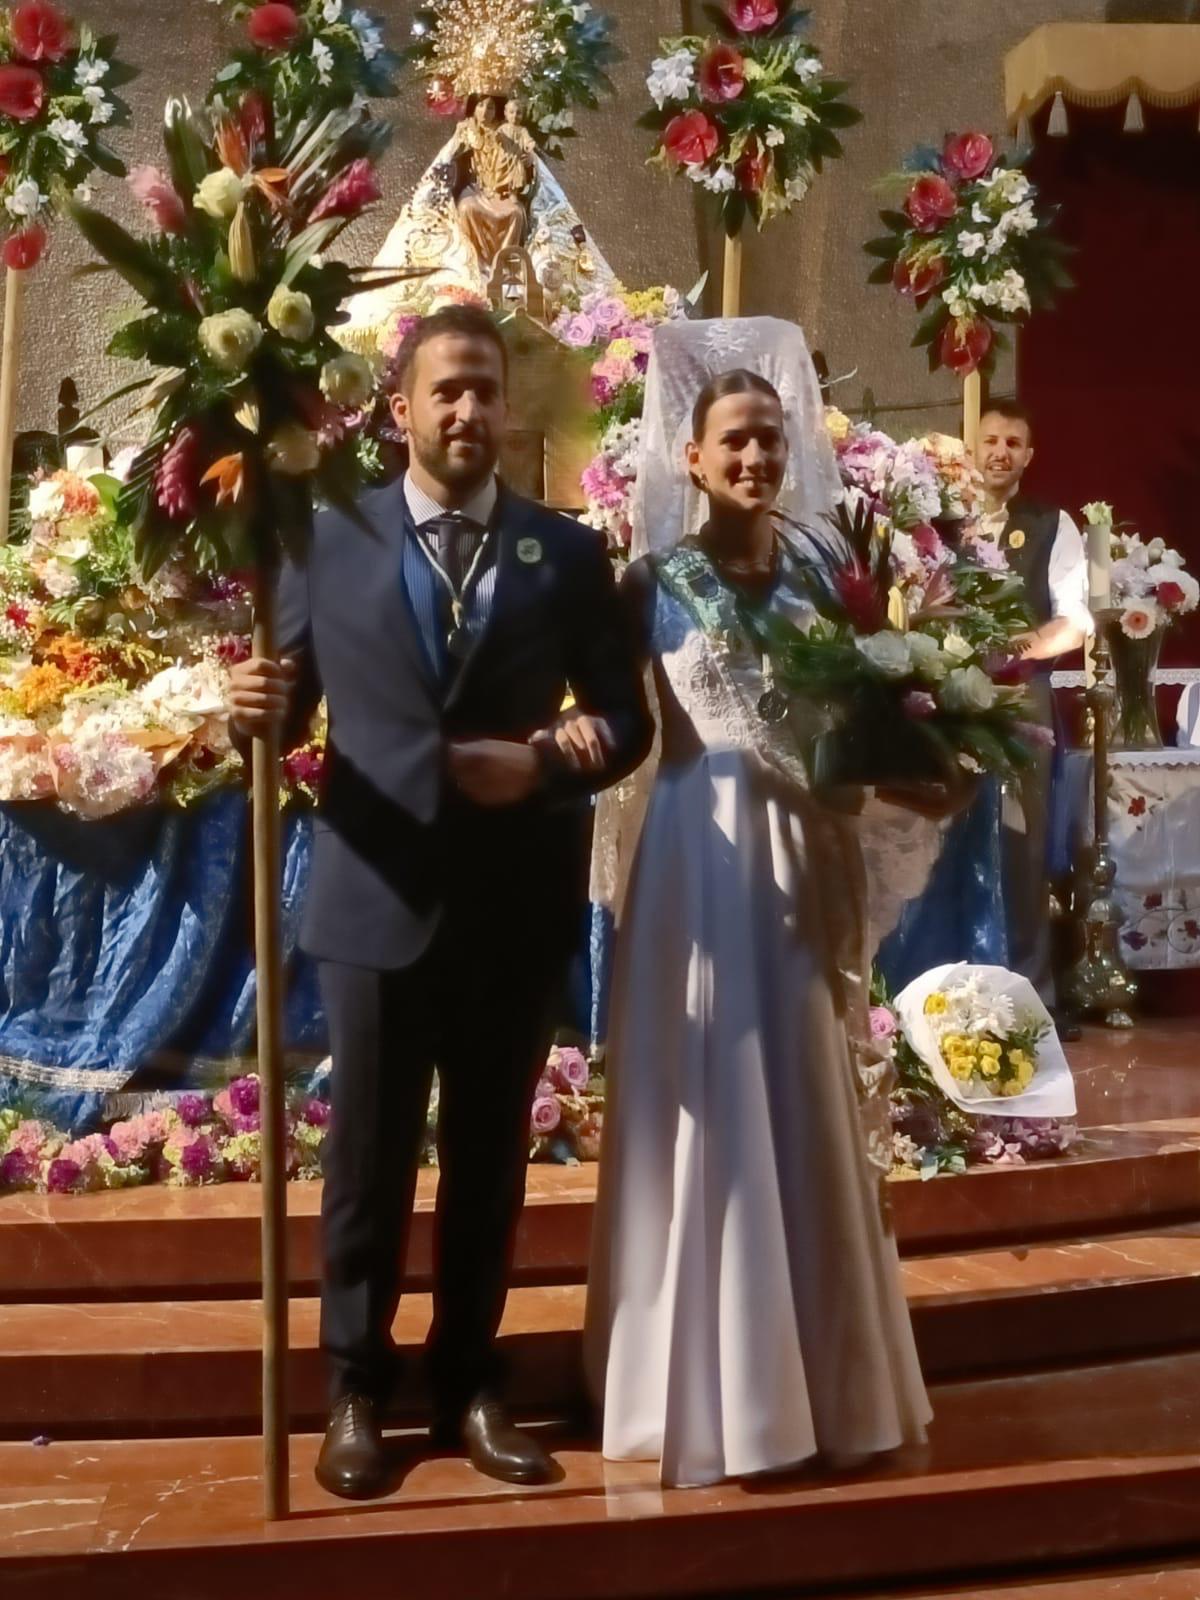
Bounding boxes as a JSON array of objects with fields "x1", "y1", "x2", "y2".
[
  {"x1": 6, "y1": 1118, "x2": 54, "y2": 1157},
  {"x1": 0, "y1": 1148, "x2": 39, "y2": 1188},
  {"x1": 302, "y1": 1097, "x2": 330, "y2": 1128},
  {"x1": 46, "y1": 1157, "x2": 83, "y2": 1193},
  {"x1": 176, "y1": 1093, "x2": 213, "y2": 1128},
  {"x1": 229, "y1": 1075, "x2": 260, "y2": 1118}
]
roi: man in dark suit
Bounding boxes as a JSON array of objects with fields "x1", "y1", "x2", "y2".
[{"x1": 230, "y1": 306, "x2": 651, "y2": 1499}]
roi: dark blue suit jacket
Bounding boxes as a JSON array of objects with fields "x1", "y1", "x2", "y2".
[{"x1": 277, "y1": 476, "x2": 652, "y2": 969}]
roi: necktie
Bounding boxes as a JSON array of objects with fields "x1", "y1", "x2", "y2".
[{"x1": 428, "y1": 513, "x2": 479, "y2": 597}]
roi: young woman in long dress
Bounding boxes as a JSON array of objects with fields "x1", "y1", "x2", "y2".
[{"x1": 584, "y1": 331, "x2": 937, "y2": 1489}]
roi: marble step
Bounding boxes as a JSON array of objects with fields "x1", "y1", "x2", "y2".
[
  {"x1": 4, "y1": 1228, "x2": 1200, "y2": 1436},
  {"x1": 2, "y1": 1351, "x2": 1198, "y2": 1600},
  {"x1": 5, "y1": 1121, "x2": 1200, "y2": 1302}
]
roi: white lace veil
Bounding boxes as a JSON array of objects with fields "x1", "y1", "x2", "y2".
[{"x1": 630, "y1": 316, "x2": 841, "y2": 558}]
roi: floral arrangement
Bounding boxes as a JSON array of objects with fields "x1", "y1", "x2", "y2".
[
  {"x1": 825, "y1": 409, "x2": 985, "y2": 535},
  {"x1": 0, "y1": 1, "x2": 133, "y2": 270},
  {"x1": 0, "y1": 462, "x2": 328, "y2": 815},
  {"x1": 551, "y1": 283, "x2": 688, "y2": 553},
  {"x1": 641, "y1": 0, "x2": 859, "y2": 236},
  {"x1": 869, "y1": 987, "x2": 1078, "y2": 1180},
  {"x1": 405, "y1": 0, "x2": 619, "y2": 158},
  {"x1": 763, "y1": 482, "x2": 1041, "y2": 786},
  {"x1": 1090, "y1": 506, "x2": 1200, "y2": 641},
  {"x1": 529, "y1": 1042, "x2": 604, "y2": 1161},
  {"x1": 865, "y1": 129, "x2": 1070, "y2": 376},
  {"x1": 921, "y1": 978, "x2": 1046, "y2": 1100},
  {"x1": 68, "y1": 76, "x2": 412, "y2": 585},
  {"x1": 0, "y1": 1075, "x2": 330, "y2": 1191},
  {"x1": 205, "y1": 1, "x2": 397, "y2": 121}
]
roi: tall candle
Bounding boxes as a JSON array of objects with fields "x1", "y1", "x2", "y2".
[{"x1": 1086, "y1": 511, "x2": 1112, "y2": 611}]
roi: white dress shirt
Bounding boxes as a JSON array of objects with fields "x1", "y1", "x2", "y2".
[{"x1": 977, "y1": 504, "x2": 1094, "y2": 639}]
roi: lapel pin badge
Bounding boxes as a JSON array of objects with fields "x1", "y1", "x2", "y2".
[
  {"x1": 517, "y1": 537, "x2": 543, "y2": 565},
  {"x1": 1007, "y1": 529, "x2": 1026, "y2": 550}
]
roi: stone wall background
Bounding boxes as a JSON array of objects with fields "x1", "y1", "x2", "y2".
[{"x1": 11, "y1": 0, "x2": 1156, "y2": 443}]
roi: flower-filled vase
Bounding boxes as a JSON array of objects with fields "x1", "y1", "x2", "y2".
[{"x1": 1102, "y1": 615, "x2": 1165, "y2": 750}]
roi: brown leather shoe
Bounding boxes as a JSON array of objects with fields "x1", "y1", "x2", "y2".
[
  {"x1": 315, "y1": 1393, "x2": 389, "y2": 1500},
  {"x1": 460, "y1": 1397, "x2": 556, "y2": 1486}
]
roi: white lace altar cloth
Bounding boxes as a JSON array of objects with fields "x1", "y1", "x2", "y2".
[{"x1": 1056, "y1": 748, "x2": 1200, "y2": 969}]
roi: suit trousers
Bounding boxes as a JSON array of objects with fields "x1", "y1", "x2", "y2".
[
  {"x1": 1001, "y1": 676, "x2": 1056, "y2": 1007},
  {"x1": 318, "y1": 917, "x2": 566, "y2": 1418}
]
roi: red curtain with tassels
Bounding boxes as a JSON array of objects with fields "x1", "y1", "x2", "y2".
[{"x1": 1019, "y1": 102, "x2": 1200, "y2": 666}]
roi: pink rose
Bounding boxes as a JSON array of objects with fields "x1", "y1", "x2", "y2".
[
  {"x1": 941, "y1": 131, "x2": 994, "y2": 184},
  {"x1": 589, "y1": 297, "x2": 627, "y2": 332},
  {"x1": 128, "y1": 166, "x2": 189, "y2": 236},
  {"x1": 558, "y1": 312, "x2": 597, "y2": 348},
  {"x1": 663, "y1": 110, "x2": 720, "y2": 168},
  {"x1": 869, "y1": 1005, "x2": 898, "y2": 1040},
  {"x1": 904, "y1": 175, "x2": 958, "y2": 234},
  {"x1": 531, "y1": 1095, "x2": 562, "y2": 1136},
  {"x1": 548, "y1": 1046, "x2": 590, "y2": 1094}
]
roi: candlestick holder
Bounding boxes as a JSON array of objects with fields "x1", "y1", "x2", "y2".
[{"x1": 1066, "y1": 614, "x2": 1137, "y2": 1028}]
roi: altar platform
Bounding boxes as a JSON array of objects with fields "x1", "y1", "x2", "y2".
[{"x1": 3, "y1": 1023, "x2": 1200, "y2": 1598}]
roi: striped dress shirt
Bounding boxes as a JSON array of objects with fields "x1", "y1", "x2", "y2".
[{"x1": 401, "y1": 474, "x2": 501, "y2": 681}]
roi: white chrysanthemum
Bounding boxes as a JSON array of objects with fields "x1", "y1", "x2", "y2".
[{"x1": 646, "y1": 48, "x2": 695, "y2": 108}]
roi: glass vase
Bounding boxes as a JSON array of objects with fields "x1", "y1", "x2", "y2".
[{"x1": 1102, "y1": 617, "x2": 1165, "y2": 750}]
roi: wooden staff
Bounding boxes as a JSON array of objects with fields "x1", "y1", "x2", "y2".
[
  {"x1": 961, "y1": 368, "x2": 981, "y2": 458},
  {"x1": 0, "y1": 268, "x2": 27, "y2": 545},
  {"x1": 252, "y1": 564, "x2": 290, "y2": 1520},
  {"x1": 722, "y1": 232, "x2": 743, "y2": 318}
]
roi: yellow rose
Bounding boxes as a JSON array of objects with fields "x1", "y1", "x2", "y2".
[
  {"x1": 267, "y1": 285, "x2": 315, "y2": 343},
  {"x1": 266, "y1": 421, "x2": 321, "y2": 476},
  {"x1": 980, "y1": 1041, "x2": 1002, "y2": 1059},
  {"x1": 319, "y1": 353, "x2": 374, "y2": 411},
  {"x1": 924, "y1": 993, "x2": 948, "y2": 1016},
  {"x1": 981, "y1": 1056, "x2": 1001, "y2": 1077},
  {"x1": 825, "y1": 407, "x2": 851, "y2": 443},
  {"x1": 194, "y1": 167, "x2": 246, "y2": 221},
  {"x1": 198, "y1": 308, "x2": 263, "y2": 374}
]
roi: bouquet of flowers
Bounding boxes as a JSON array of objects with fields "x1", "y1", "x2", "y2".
[
  {"x1": 826, "y1": 411, "x2": 984, "y2": 536},
  {"x1": 762, "y1": 490, "x2": 1041, "y2": 786},
  {"x1": 206, "y1": 1, "x2": 398, "y2": 121},
  {"x1": 67, "y1": 81, "x2": 417, "y2": 583},
  {"x1": 552, "y1": 284, "x2": 688, "y2": 553},
  {"x1": 529, "y1": 1042, "x2": 604, "y2": 1162},
  {"x1": 893, "y1": 964, "x2": 1076, "y2": 1121},
  {"x1": 865, "y1": 129, "x2": 1069, "y2": 376},
  {"x1": 405, "y1": 0, "x2": 619, "y2": 158},
  {"x1": 0, "y1": 1, "x2": 133, "y2": 269},
  {"x1": 641, "y1": 0, "x2": 859, "y2": 235},
  {"x1": 1097, "y1": 511, "x2": 1199, "y2": 641}
]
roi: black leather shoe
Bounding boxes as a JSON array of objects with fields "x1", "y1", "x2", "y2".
[
  {"x1": 458, "y1": 1398, "x2": 556, "y2": 1486},
  {"x1": 315, "y1": 1393, "x2": 390, "y2": 1500}
]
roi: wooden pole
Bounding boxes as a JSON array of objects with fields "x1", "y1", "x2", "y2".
[
  {"x1": 252, "y1": 568, "x2": 290, "y2": 1521},
  {"x1": 961, "y1": 368, "x2": 982, "y2": 458},
  {"x1": 0, "y1": 268, "x2": 27, "y2": 545},
  {"x1": 722, "y1": 232, "x2": 743, "y2": 318}
]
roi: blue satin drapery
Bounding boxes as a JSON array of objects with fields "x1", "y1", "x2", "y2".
[{"x1": 0, "y1": 793, "x2": 326, "y2": 1132}]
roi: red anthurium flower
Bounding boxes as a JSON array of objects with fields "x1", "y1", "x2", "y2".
[
  {"x1": 939, "y1": 316, "x2": 993, "y2": 376},
  {"x1": 892, "y1": 253, "x2": 947, "y2": 307},
  {"x1": 11, "y1": 1, "x2": 72, "y2": 63},
  {"x1": 0, "y1": 64, "x2": 46, "y2": 122},
  {"x1": 663, "y1": 110, "x2": 720, "y2": 167},
  {"x1": 735, "y1": 137, "x2": 769, "y2": 193},
  {"x1": 904, "y1": 174, "x2": 958, "y2": 233},
  {"x1": 729, "y1": 0, "x2": 779, "y2": 31},
  {"x1": 247, "y1": 2, "x2": 302, "y2": 52},
  {"x1": 2, "y1": 223, "x2": 46, "y2": 270},
  {"x1": 698, "y1": 43, "x2": 746, "y2": 103},
  {"x1": 941, "y1": 131, "x2": 995, "y2": 183}
]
